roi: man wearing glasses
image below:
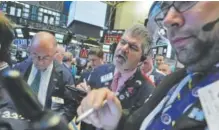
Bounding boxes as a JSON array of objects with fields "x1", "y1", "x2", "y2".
[
  {"x1": 77, "y1": 1, "x2": 219, "y2": 130},
  {"x1": 14, "y1": 32, "x2": 76, "y2": 123}
]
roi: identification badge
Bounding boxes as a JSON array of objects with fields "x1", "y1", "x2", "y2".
[
  {"x1": 52, "y1": 97, "x2": 64, "y2": 104},
  {"x1": 198, "y1": 80, "x2": 219, "y2": 130},
  {"x1": 101, "y1": 73, "x2": 113, "y2": 83}
]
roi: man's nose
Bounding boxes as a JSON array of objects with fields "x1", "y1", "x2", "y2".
[
  {"x1": 163, "y1": 7, "x2": 184, "y2": 28},
  {"x1": 37, "y1": 58, "x2": 44, "y2": 64},
  {"x1": 121, "y1": 44, "x2": 129, "y2": 53}
]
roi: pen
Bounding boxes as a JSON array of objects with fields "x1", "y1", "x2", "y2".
[
  {"x1": 83, "y1": 78, "x2": 87, "y2": 85},
  {"x1": 76, "y1": 92, "x2": 119, "y2": 123},
  {"x1": 76, "y1": 100, "x2": 108, "y2": 123}
]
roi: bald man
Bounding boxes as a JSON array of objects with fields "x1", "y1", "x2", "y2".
[
  {"x1": 55, "y1": 45, "x2": 65, "y2": 64},
  {"x1": 14, "y1": 32, "x2": 76, "y2": 122}
]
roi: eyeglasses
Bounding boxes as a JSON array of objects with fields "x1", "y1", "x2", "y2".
[
  {"x1": 155, "y1": 1, "x2": 198, "y2": 28},
  {"x1": 31, "y1": 53, "x2": 54, "y2": 61}
]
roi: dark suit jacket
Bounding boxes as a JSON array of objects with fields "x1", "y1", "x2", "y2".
[
  {"x1": 13, "y1": 58, "x2": 77, "y2": 122},
  {"x1": 63, "y1": 63, "x2": 76, "y2": 83},
  {"x1": 81, "y1": 64, "x2": 155, "y2": 130},
  {"x1": 151, "y1": 68, "x2": 165, "y2": 86},
  {"x1": 77, "y1": 65, "x2": 113, "y2": 88}
]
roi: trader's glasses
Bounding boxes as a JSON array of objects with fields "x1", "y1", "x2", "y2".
[
  {"x1": 30, "y1": 53, "x2": 54, "y2": 61},
  {"x1": 155, "y1": 1, "x2": 198, "y2": 28}
]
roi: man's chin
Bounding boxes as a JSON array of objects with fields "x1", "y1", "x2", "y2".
[{"x1": 177, "y1": 53, "x2": 201, "y2": 66}]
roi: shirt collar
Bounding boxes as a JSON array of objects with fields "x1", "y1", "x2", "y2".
[
  {"x1": 33, "y1": 61, "x2": 53, "y2": 73},
  {"x1": 115, "y1": 68, "x2": 137, "y2": 80},
  {"x1": 146, "y1": 66, "x2": 154, "y2": 76}
]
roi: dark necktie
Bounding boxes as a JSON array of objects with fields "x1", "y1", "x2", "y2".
[{"x1": 30, "y1": 70, "x2": 41, "y2": 94}]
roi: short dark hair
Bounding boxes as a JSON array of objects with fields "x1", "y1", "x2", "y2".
[
  {"x1": 0, "y1": 13, "x2": 14, "y2": 64},
  {"x1": 88, "y1": 48, "x2": 104, "y2": 59},
  {"x1": 156, "y1": 54, "x2": 164, "y2": 58}
]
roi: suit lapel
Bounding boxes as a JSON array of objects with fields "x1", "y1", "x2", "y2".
[
  {"x1": 45, "y1": 62, "x2": 61, "y2": 108},
  {"x1": 24, "y1": 64, "x2": 32, "y2": 82}
]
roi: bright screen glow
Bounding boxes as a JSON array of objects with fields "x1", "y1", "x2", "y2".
[{"x1": 67, "y1": 1, "x2": 107, "y2": 27}]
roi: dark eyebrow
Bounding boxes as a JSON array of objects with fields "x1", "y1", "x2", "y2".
[{"x1": 121, "y1": 39, "x2": 137, "y2": 45}]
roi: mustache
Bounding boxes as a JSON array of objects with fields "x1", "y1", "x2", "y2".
[
  {"x1": 116, "y1": 52, "x2": 127, "y2": 60},
  {"x1": 167, "y1": 24, "x2": 213, "y2": 44}
]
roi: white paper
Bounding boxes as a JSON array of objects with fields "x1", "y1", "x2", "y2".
[{"x1": 198, "y1": 80, "x2": 219, "y2": 130}]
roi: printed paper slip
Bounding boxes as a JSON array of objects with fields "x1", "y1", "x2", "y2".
[{"x1": 198, "y1": 80, "x2": 219, "y2": 130}]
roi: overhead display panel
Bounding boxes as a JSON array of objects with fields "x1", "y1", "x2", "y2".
[{"x1": 67, "y1": 1, "x2": 107, "y2": 27}]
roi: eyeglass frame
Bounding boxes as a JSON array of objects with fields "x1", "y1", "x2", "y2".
[
  {"x1": 30, "y1": 52, "x2": 55, "y2": 62},
  {"x1": 154, "y1": 1, "x2": 198, "y2": 28}
]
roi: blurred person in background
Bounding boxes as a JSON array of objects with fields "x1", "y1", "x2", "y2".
[
  {"x1": 158, "y1": 63, "x2": 172, "y2": 75},
  {"x1": 14, "y1": 32, "x2": 76, "y2": 122},
  {"x1": 71, "y1": 57, "x2": 77, "y2": 77},
  {"x1": 88, "y1": 48, "x2": 104, "y2": 69},
  {"x1": 63, "y1": 52, "x2": 76, "y2": 83},
  {"x1": 55, "y1": 44, "x2": 65, "y2": 64},
  {"x1": 63, "y1": 52, "x2": 73, "y2": 72},
  {"x1": 76, "y1": 48, "x2": 104, "y2": 86},
  {"x1": 155, "y1": 54, "x2": 165, "y2": 67},
  {"x1": 141, "y1": 50, "x2": 165, "y2": 86}
]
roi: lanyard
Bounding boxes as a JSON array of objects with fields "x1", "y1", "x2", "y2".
[{"x1": 146, "y1": 71, "x2": 219, "y2": 130}]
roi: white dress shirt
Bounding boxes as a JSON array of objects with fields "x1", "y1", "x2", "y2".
[{"x1": 27, "y1": 63, "x2": 53, "y2": 108}]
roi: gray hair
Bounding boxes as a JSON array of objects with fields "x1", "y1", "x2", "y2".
[{"x1": 123, "y1": 24, "x2": 151, "y2": 55}]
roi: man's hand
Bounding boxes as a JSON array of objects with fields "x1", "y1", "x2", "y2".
[
  {"x1": 76, "y1": 82, "x2": 91, "y2": 92},
  {"x1": 77, "y1": 88, "x2": 122, "y2": 130}
]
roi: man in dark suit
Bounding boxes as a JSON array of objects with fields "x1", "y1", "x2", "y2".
[
  {"x1": 14, "y1": 32, "x2": 76, "y2": 122},
  {"x1": 77, "y1": 1, "x2": 219, "y2": 130},
  {"x1": 76, "y1": 48, "x2": 104, "y2": 90},
  {"x1": 77, "y1": 24, "x2": 155, "y2": 130},
  {"x1": 141, "y1": 50, "x2": 165, "y2": 86}
]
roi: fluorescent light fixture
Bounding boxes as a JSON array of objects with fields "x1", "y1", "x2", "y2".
[
  {"x1": 25, "y1": 4, "x2": 30, "y2": 8},
  {"x1": 71, "y1": 39, "x2": 78, "y2": 44},
  {"x1": 55, "y1": 34, "x2": 64, "y2": 39},
  {"x1": 57, "y1": 39, "x2": 62, "y2": 43},
  {"x1": 38, "y1": 12, "x2": 43, "y2": 16},
  {"x1": 100, "y1": 30, "x2": 103, "y2": 37},
  {"x1": 17, "y1": 34, "x2": 24, "y2": 38},
  {"x1": 29, "y1": 32, "x2": 36, "y2": 36},
  {"x1": 16, "y1": 29, "x2": 22, "y2": 34},
  {"x1": 84, "y1": 43, "x2": 99, "y2": 48},
  {"x1": 118, "y1": 31, "x2": 123, "y2": 34},
  {"x1": 44, "y1": 9, "x2": 48, "y2": 13},
  {"x1": 48, "y1": 10, "x2": 52, "y2": 14},
  {"x1": 102, "y1": 44, "x2": 110, "y2": 52}
]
